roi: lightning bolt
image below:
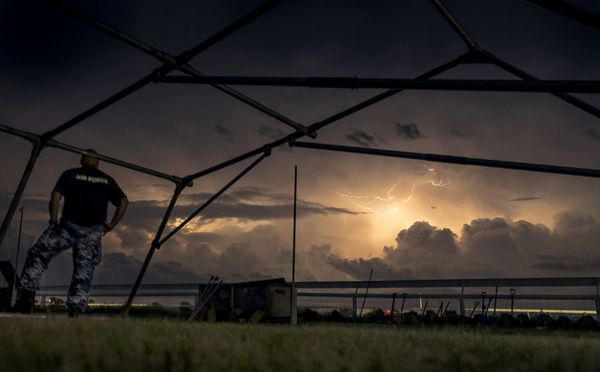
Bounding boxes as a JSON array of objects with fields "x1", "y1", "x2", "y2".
[
  {"x1": 402, "y1": 177, "x2": 451, "y2": 202},
  {"x1": 336, "y1": 188, "x2": 399, "y2": 216},
  {"x1": 337, "y1": 166, "x2": 451, "y2": 219}
]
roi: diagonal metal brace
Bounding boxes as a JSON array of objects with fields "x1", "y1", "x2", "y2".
[
  {"x1": 157, "y1": 154, "x2": 268, "y2": 249},
  {"x1": 429, "y1": 0, "x2": 600, "y2": 121},
  {"x1": 429, "y1": 0, "x2": 479, "y2": 51},
  {"x1": 46, "y1": 0, "x2": 316, "y2": 139},
  {"x1": 526, "y1": 0, "x2": 600, "y2": 31}
]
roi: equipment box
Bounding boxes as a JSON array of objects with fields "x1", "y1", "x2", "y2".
[{"x1": 198, "y1": 278, "x2": 295, "y2": 323}]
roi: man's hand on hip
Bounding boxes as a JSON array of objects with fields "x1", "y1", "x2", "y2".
[{"x1": 103, "y1": 221, "x2": 115, "y2": 236}]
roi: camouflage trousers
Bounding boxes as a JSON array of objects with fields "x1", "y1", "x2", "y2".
[{"x1": 21, "y1": 221, "x2": 103, "y2": 312}]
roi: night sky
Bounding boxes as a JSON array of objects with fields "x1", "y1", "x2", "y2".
[{"x1": 1, "y1": 0, "x2": 600, "y2": 286}]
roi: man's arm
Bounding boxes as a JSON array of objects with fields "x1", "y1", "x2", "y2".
[
  {"x1": 48, "y1": 191, "x2": 61, "y2": 229},
  {"x1": 104, "y1": 197, "x2": 128, "y2": 234}
]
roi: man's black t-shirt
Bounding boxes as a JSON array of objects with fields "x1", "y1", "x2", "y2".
[{"x1": 53, "y1": 166, "x2": 126, "y2": 226}]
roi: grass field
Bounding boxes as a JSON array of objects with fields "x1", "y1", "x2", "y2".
[{"x1": 2, "y1": 317, "x2": 600, "y2": 371}]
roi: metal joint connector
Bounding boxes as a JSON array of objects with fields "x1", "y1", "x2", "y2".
[
  {"x1": 461, "y1": 49, "x2": 487, "y2": 64},
  {"x1": 151, "y1": 68, "x2": 163, "y2": 83},
  {"x1": 351, "y1": 75, "x2": 358, "y2": 91},
  {"x1": 180, "y1": 176, "x2": 194, "y2": 189},
  {"x1": 262, "y1": 145, "x2": 272, "y2": 157},
  {"x1": 287, "y1": 135, "x2": 296, "y2": 147},
  {"x1": 174, "y1": 52, "x2": 193, "y2": 67},
  {"x1": 33, "y1": 134, "x2": 51, "y2": 154}
]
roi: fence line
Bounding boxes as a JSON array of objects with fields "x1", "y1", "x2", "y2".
[{"x1": 36, "y1": 277, "x2": 600, "y2": 319}]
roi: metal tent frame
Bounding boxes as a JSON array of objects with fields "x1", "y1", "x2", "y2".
[{"x1": 0, "y1": 0, "x2": 598, "y2": 316}]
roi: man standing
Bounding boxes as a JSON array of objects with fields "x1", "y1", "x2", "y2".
[{"x1": 10, "y1": 150, "x2": 128, "y2": 316}]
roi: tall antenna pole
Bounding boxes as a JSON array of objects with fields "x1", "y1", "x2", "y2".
[{"x1": 291, "y1": 165, "x2": 298, "y2": 325}]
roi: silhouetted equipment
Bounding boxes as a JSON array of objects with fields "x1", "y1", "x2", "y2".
[
  {"x1": 359, "y1": 269, "x2": 374, "y2": 318},
  {"x1": 485, "y1": 296, "x2": 493, "y2": 317},
  {"x1": 470, "y1": 302, "x2": 480, "y2": 318},
  {"x1": 0, "y1": 261, "x2": 21, "y2": 290},
  {"x1": 443, "y1": 302, "x2": 451, "y2": 318},
  {"x1": 400, "y1": 293, "x2": 408, "y2": 315},
  {"x1": 0, "y1": 261, "x2": 22, "y2": 311},
  {"x1": 390, "y1": 293, "x2": 397, "y2": 321},
  {"x1": 189, "y1": 278, "x2": 294, "y2": 323},
  {"x1": 188, "y1": 276, "x2": 222, "y2": 322},
  {"x1": 510, "y1": 289, "x2": 517, "y2": 316},
  {"x1": 437, "y1": 301, "x2": 444, "y2": 317},
  {"x1": 493, "y1": 286, "x2": 499, "y2": 317},
  {"x1": 481, "y1": 292, "x2": 487, "y2": 315}
]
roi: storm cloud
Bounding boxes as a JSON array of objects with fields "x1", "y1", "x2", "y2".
[
  {"x1": 345, "y1": 129, "x2": 386, "y2": 148},
  {"x1": 214, "y1": 125, "x2": 235, "y2": 142},
  {"x1": 258, "y1": 125, "x2": 286, "y2": 140},
  {"x1": 373, "y1": 210, "x2": 600, "y2": 280},
  {"x1": 395, "y1": 123, "x2": 424, "y2": 140}
]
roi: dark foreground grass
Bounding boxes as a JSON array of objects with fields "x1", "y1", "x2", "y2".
[{"x1": 2, "y1": 317, "x2": 600, "y2": 371}]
